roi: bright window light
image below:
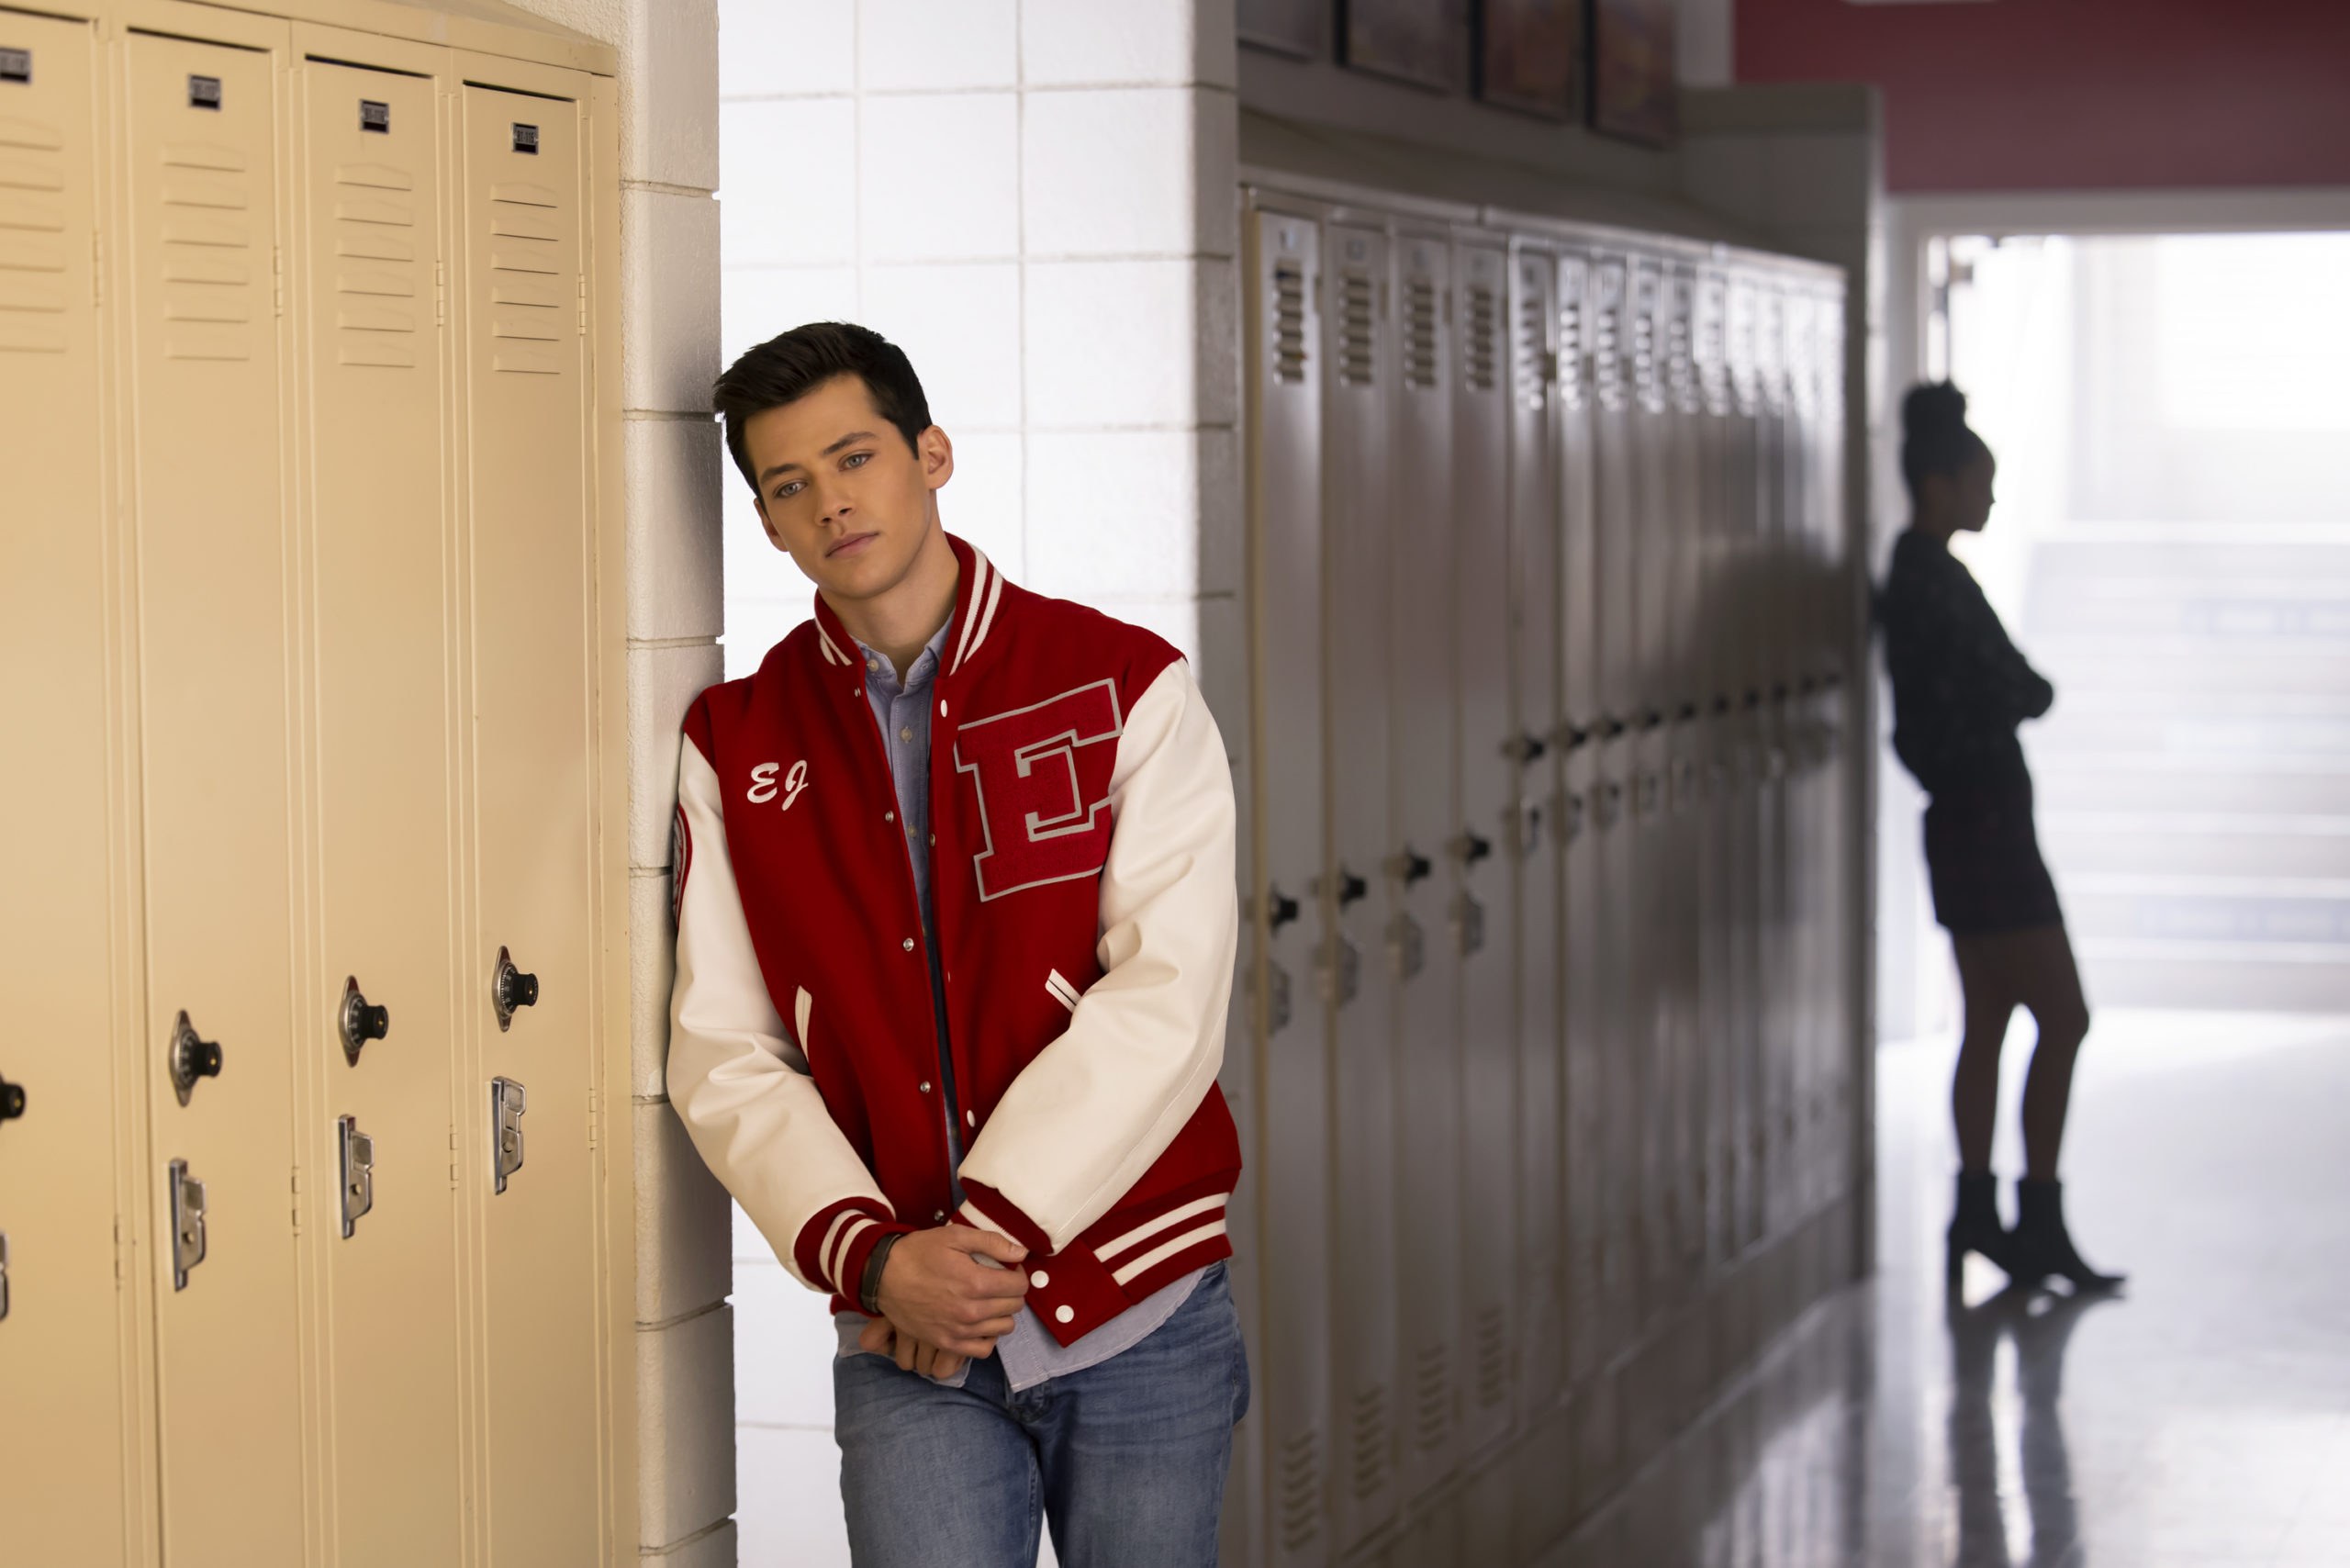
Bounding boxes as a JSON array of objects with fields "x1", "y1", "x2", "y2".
[{"x1": 2156, "y1": 233, "x2": 2350, "y2": 431}]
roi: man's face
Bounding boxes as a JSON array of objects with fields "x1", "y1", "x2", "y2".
[{"x1": 744, "y1": 373, "x2": 953, "y2": 601}]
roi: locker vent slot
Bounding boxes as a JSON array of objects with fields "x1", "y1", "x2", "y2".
[
  {"x1": 1403, "y1": 275, "x2": 1438, "y2": 390},
  {"x1": 158, "y1": 140, "x2": 253, "y2": 363},
  {"x1": 333, "y1": 154, "x2": 419, "y2": 368},
  {"x1": 1555, "y1": 297, "x2": 1583, "y2": 409},
  {"x1": 1278, "y1": 1427, "x2": 1322, "y2": 1551},
  {"x1": 1348, "y1": 1382, "x2": 1390, "y2": 1500},
  {"x1": 1337, "y1": 270, "x2": 1374, "y2": 386},
  {"x1": 1412, "y1": 1338, "x2": 1451, "y2": 1450},
  {"x1": 487, "y1": 175, "x2": 568, "y2": 375},
  {"x1": 1474, "y1": 1302, "x2": 1507, "y2": 1407},
  {"x1": 1270, "y1": 260, "x2": 1307, "y2": 384},
  {"x1": 1631, "y1": 306, "x2": 1661, "y2": 411},
  {"x1": 0, "y1": 110, "x2": 63, "y2": 353},
  {"x1": 1667, "y1": 298, "x2": 1698, "y2": 414},
  {"x1": 1514, "y1": 284, "x2": 1547, "y2": 410},
  {"x1": 1463, "y1": 281, "x2": 1496, "y2": 392}
]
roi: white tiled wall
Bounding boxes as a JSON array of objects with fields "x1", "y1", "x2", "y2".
[
  {"x1": 716, "y1": 0, "x2": 1240, "y2": 679},
  {"x1": 715, "y1": 2, "x2": 1240, "y2": 1560}
]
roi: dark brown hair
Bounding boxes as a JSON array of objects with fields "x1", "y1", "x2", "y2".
[
  {"x1": 1900, "y1": 381, "x2": 1992, "y2": 498},
  {"x1": 712, "y1": 321, "x2": 933, "y2": 492}
]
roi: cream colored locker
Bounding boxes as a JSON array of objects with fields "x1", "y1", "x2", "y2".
[
  {"x1": 120, "y1": 19, "x2": 308, "y2": 1563},
  {"x1": 1583, "y1": 249, "x2": 1638, "y2": 1359},
  {"x1": 1388, "y1": 230, "x2": 1464, "y2": 1516},
  {"x1": 1551, "y1": 251, "x2": 1607, "y2": 1387},
  {"x1": 1450, "y1": 240, "x2": 1516, "y2": 1461},
  {"x1": 0, "y1": 13, "x2": 138, "y2": 1561},
  {"x1": 1505, "y1": 243, "x2": 1564, "y2": 1426},
  {"x1": 294, "y1": 40, "x2": 464, "y2": 1563},
  {"x1": 455, "y1": 72, "x2": 605, "y2": 1563},
  {"x1": 1247, "y1": 204, "x2": 1336, "y2": 1568},
  {"x1": 1323, "y1": 218, "x2": 1403, "y2": 1556}
]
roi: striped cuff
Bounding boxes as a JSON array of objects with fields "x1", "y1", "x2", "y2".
[{"x1": 796, "y1": 1199, "x2": 910, "y2": 1301}]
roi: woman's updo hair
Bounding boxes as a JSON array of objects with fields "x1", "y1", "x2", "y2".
[{"x1": 1900, "y1": 381, "x2": 1992, "y2": 498}]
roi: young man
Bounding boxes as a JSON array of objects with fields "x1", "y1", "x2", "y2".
[{"x1": 668, "y1": 322, "x2": 1248, "y2": 1565}]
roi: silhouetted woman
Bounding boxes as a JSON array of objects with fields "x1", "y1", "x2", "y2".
[{"x1": 1879, "y1": 383, "x2": 2121, "y2": 1294}]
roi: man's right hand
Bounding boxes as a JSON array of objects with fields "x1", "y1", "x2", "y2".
[{"x1": 873, "y1": 1224, "x2": 1030, "y2": 1358}]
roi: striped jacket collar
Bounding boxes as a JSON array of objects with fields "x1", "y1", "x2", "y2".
[{"x1": 807, "y1": 532, "x2": 1008, "y2": 682}]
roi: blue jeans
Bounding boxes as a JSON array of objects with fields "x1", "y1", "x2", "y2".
[{"x1": 834, "y1": 1262, "x2": 1249, "y2": 1567}]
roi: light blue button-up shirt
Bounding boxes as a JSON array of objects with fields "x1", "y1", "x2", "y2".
[{"x1": 834, "y1": 613, "x2": 1201, "y2": 1392}]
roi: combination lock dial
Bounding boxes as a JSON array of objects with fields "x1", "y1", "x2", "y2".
[
  {"x1": 339, "y1": 977, "x2": 391, "y2": 1067},
  {"x1": 169, "y1": 1013, "x2": 223, "y2": 1106},
  {"x1": 492, "y1": 947, "x2": 540, "y2": 1033}
]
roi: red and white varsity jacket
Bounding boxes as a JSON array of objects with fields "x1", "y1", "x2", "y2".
[{"x1": 666, "y1": 534, "x2": 1242, "y2": 1346}]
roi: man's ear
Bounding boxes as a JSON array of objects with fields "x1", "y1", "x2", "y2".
[
  {"x1": 918, "y1": 425, "x2": 954, "y2": 493},
  {"x1": 753, "y1": 496, "x2": 785, "y2": 550}
]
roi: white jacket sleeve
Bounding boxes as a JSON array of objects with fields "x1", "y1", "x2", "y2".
[
  {"x1": 955, "y1": 661, "x2": 1238, "y2": 1252},
  {"x1": 666, "y1": 735, "x2": 900, "y2": 1296}
]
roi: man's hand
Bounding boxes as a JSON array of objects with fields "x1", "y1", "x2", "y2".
[
  {"x1": 855, "y1": 1316, "x2": 966, "y2": 1381},
  {"x1": 873, "y1": 1224, "x2": 1029, "y2": 1359}
]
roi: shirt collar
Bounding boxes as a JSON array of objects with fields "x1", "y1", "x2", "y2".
[{"x1": 855, "y1": 612, "x2": 956, "y2": 696}]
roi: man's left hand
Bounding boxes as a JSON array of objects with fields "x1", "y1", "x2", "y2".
[{"x1": 856, "y1": 1315, "x2": 970, "y2": 1380}]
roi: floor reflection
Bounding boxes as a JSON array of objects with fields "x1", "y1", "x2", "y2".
[{"x1": 1540, "y1": 1010, "x2": 2350, "y2": 1568}]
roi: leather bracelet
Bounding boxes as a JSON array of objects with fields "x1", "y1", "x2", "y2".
[{"x1": 859, "y1": 1230, "x2": 904, "y2": 1317}]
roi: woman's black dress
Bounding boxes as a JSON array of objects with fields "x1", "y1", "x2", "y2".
[{"x1": 1879, "y1": 529, "x2": 2065, "y2": 935}]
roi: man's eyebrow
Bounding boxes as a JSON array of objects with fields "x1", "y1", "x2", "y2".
[{"x1": 757, "y1": 430, "x2": 880, "y2": 487}]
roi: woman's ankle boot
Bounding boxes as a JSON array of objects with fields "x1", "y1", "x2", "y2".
[
  {"x1": 2009, "y1": 1178, "x2": 2125, "y2": 1292},
  {"x1": 1945, "y1": 1170, "x2": 2012, "y2": 1290}
]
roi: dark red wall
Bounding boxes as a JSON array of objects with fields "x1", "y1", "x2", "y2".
[{"x1": 1736, "y1": 0, "x2": 2350, "y2": 193}]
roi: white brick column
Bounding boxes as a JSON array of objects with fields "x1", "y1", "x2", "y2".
[
  {"x1": 715, "y1": 1, "x2": 1244, "y2": 1557},
  {"x1": 492, "y1": 0, "x2": 736, "y2": 1561}
]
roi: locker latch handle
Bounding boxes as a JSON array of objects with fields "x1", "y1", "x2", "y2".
[
  {"x1": 1333, "y1": 869, "x2": 1370, "y2": 909},
  {"x1": 492, "y1": 1077, "x2": 527, "y2": 1194},
  {"x1": 0, "y1": 1231, "x2": 9, "y2": 1321},
  {"x1": 1267, "y1": 887, "x2": 1302, "y2": 932},
  {"x1": 169, "y1": 1012, "x2": 223, "y2": 1107},
  {"x1": 1554, "y1": 722, "x2": 1590, "y2": 751},
  {"x1": 492, "y1": 947, "x2": 540, "y2": 1033},
  {"x1": 339, "y1": 1115, "x2": 375, "y2": 1238},
  {"x1": 168, "y1": 1159, "x2": 207, "y2": 1290},
  {"x1": 0, "y1": 1072, "x2": 22, "y2": 1125},
  {"x1": 339, "y1": 977, "x2": 391, "y2": 1068},
  {"x1": 1504, "y1": 732, "x2": 1548, "y2": 765}
]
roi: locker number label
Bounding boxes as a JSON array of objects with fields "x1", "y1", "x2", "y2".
[
  {"x1": 954, "y1": 680, "x2": 1124, "y2": 902},
  {"x1": 512, "y1": 122, "x2": 540, "y2": 154},
  {"x1": 188, "y1": 74, "x2": 222, "y2": 110},
  {"x1": 361, "y1": 99, "x2": 390, "y2": 133},
  {"x1": 0, "y1": 48, "x2": 28, "y2": 84}
]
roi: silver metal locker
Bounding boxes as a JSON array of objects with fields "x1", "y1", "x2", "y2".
[
  {"x1": 1450, "y1": 240, "x2": 1517, "y2": 1462},
  {"x1": 1657, "y1": 260, "x2": 1705, "y2": 1303},
  {"x1": 1721, "y1": 268, "x2": 1766, "y2": 1260},
  {"x1": 1583, "y1": 247, "x2": 1641, "y2": 1361},
  {"x1": 1246, "y1": 203, "x2": 1337, "y2": 1568},
  {"x1": 1388, "y1": 229, "x2": 1466, "y2": 1516},
  {"x1": 1505, "y1": 243, "x2": 1566, "y2": 1426},
  {"x1": 1323, "y1": 218, "x2": 1404, "y2": 1557},
  {"x1": 1551, "y1": 250, "x2": 1607, "y2": 1391}
]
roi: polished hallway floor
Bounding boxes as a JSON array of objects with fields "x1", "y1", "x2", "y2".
[{"x1": 1541, "y1": 1009, "x2": 2350, "y2": 1568}]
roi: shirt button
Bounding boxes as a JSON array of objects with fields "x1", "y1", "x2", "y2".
[
  {"x1": 900, "y1": 727, "x2": 913, "y2": 742},
  {"x1": 866, "y1": 659, "x2": 878, "y2": 672},
  {"x1": 1030, "y1": 1270, "x2": 1049, "y2": 1289},
  {"x1": 1055, "y1": 1305, "x2": 1074, "y2": 1326},
  {"x1": 901, "y1": 937, "x2": 915, "y2": 952}
]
